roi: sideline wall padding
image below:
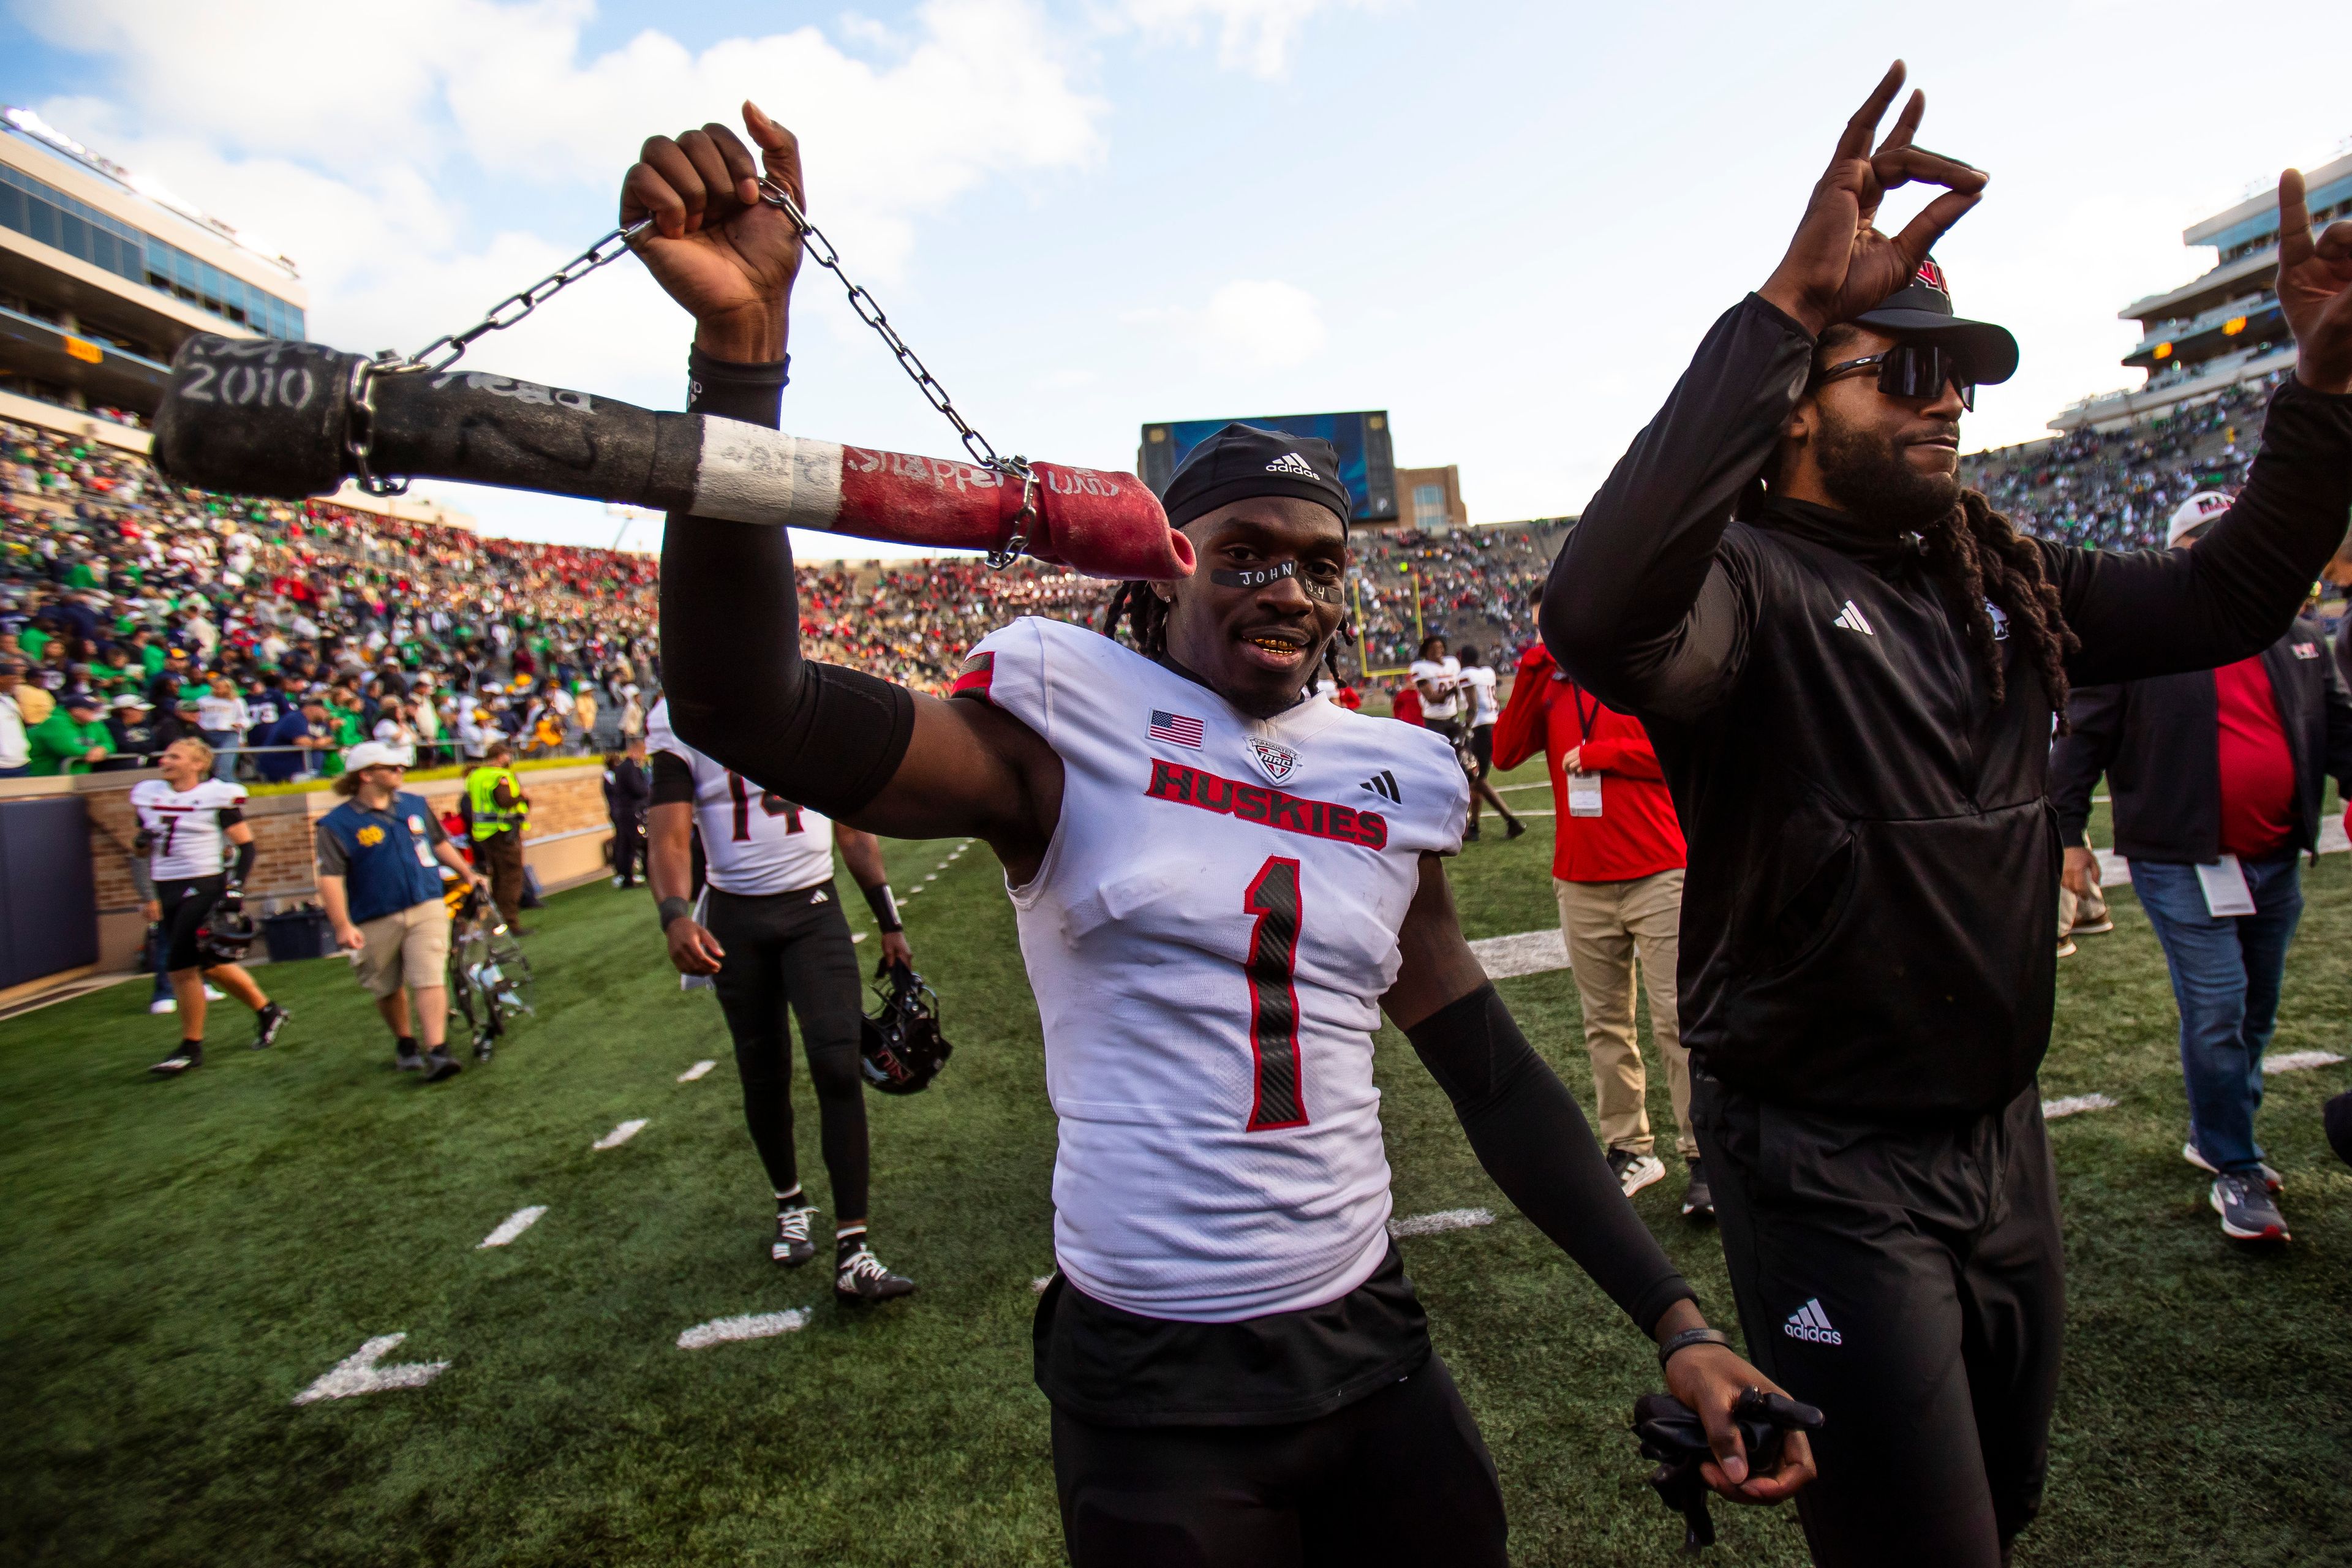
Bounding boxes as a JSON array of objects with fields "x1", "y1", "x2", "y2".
[{"x1": 0, "y1": 795, "x2": 97, "y2": 990}]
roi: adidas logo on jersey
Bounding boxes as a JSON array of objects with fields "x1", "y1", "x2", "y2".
[
  {"x1": 1264, "y1": 451, "x2": 1319, "y2": 478},
  {"x1": 1360, "y1": 769, "x2": 1401, "y2": 804},
  {"x1": 1831, "y1": 599, "x2": 1875, "y2": 636},
  {"x1": 1784, "y1": 1298, "x2": 1842, "y2": 1345}
]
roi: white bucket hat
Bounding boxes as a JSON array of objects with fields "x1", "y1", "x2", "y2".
[{"x1": 342, "y1": 741, "x2": 415, "y2": 772}]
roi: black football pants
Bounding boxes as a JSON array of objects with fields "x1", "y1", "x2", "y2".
[
  {"x1": 703, "y1": 883, "x2": 869, "y2": 1218},
  {"x1": 1692, "y1": 1069, "x2": 2064, "y2": 1567},
  {"x1": 1050, "y1": 1355, "x2": 1506, "y2": 1568}
]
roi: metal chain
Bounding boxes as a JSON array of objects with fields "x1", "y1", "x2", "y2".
[{"x1": 383, "y1": 176, "x2": 1030, "y2": 562}]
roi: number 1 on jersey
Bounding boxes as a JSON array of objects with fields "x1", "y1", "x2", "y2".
[{"x1": 1243, "y1": 856, "x2": 1307, "y2": 1131}]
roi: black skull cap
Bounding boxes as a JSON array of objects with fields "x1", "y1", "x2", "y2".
[{"x1": 1159, "y1": 423, "x2": 1352, "y2": 532}]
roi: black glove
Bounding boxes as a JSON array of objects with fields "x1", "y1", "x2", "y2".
[{"x1": 1632, "y1": 1388, "x2": 1824, "y2": 1551}]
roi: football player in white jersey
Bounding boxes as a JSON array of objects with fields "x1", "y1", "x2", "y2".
[
  {"x1": 630, "y1": 107, "x2": 1810, "y2": 1563},
  {"x1": 131, "y1": 737, "x2": 289, "y2": 1074},
  {"x1": 645, "y1": 698, "x2": 920, "y2": 1303}
]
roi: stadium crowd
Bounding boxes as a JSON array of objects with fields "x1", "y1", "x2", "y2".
[{"x1": 1961, "y1": 372, "x2": 2280, "y2": 550}]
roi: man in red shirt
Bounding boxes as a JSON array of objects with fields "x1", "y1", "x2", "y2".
[
  {"x1": 1494, "y1": 587, "x2": 1704, "y2": 1215},
  {"x1": 2051, "y1": 492, "x2": 2352, "y2": 1245}
]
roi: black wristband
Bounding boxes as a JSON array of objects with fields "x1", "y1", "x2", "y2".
[
  {"x1": 1657, "y1": 1326, "x2": 1733, "y2": 1373},
  {"x1": 687, "y1": 347, "x2": 788, "y2": 430},
  {"x1": 861, "y1": 881, "x2": 902, "y2": 934},
  {"x1": 657, "y1": 895, "x2": 693, "y2": 931}
]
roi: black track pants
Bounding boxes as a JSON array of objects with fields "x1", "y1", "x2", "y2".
[
  {"x1": 703, "y1": 883, "x2": 869, "y2": 1218},
  {"x1": 1050, "y1": 1355, "x2": 1506, "y2": 1568},
  {"x1": 1692, "y1": 1070, "x2": 2064, "y2": 1567}
]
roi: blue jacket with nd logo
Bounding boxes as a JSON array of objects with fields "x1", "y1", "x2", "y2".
[{"x1": 316, "y1": 790, "x2": 449, "y2": 924}]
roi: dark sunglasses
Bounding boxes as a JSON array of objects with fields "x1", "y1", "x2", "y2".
[{"x1": 1812, "y1": 344, "x2": 1976, "y2": 412}]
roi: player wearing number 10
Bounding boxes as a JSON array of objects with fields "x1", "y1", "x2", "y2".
[{"x1": 638, "y1": 103, "x2": 1811, "y2": 1562}]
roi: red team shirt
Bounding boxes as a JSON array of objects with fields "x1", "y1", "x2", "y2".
[
  {"x1": 2212, "y1": 655, "x2": 2296, "y2": 859},
  {"x1": 1491, "y1": 643, "x2": 1685, "y2": 883}
]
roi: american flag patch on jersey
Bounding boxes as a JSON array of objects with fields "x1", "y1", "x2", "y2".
[{"x1": 1148, "y1": 710, "x2": 1204, "y2": 748}]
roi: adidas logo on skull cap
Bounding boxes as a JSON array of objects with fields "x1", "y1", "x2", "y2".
[{"x1": 1265, "y1": 451, "x2": 1319, "y2": 478}]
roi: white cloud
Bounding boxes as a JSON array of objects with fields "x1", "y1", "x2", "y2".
[
  {"x1": 1111, "y1": 0, "x2": 1377, "y2": 77},
  {"x1": 1129, "y1": 278, "x2": 1327, "y2": 370},
  {"x1": 19, "y1": 0, "x2": 1107, "y2": 349}
]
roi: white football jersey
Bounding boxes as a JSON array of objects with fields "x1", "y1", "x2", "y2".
[
  {"x1": 962, "y1": 617, "x2": 1469, "y2": 1322},
  {"x1": 1409, "y1": 655, "x2": 1463, "y2": 720},
  {"x1": 645, "y1": 698, "x2": 835, "y2": 895},
  {"x1": 1461, "y1": 665, "x2": 1499, "y2": 726},
  {"x1": 129, "y1": 777, "x2": 247, "y2": 881}
]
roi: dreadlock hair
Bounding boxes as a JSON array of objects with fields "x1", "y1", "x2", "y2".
[
  {"x1": 1101, "y1": 580, "x2": 1171, "y2": 657},
  {"x1": 1917, "y1": 489, "x2": 2081, "y2": 729}
]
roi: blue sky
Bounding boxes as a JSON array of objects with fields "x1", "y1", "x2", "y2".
[{"x1": 5, "y1": 0, "x2": 2350, "y2": 554}]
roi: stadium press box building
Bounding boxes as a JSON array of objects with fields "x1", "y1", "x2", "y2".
[
  {"x1": 2054, "y1": 147, "x2": 2352, "y2": 434},
  {"x1": 0, "y1": 105, "x2": 307, "y2": 439}
]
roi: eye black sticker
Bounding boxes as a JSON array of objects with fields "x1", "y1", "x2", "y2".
[{"x1": 1210, "y1": 559, "x2": 1341, "y2": 603}]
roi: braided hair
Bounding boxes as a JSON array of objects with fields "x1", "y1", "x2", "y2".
[
  {"x1": 1917, "y1": 489, "x2": 2081, "y2": 729},
  {"x1": 1101, "y1": 580, "x2": 1172, "y2": 657}
]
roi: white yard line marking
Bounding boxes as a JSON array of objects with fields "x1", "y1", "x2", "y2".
[
  {"x1": 292, "y1": 1334, "x2": 450, "y2": 1404},
  {"x1": 1494, "y1": 781, "x2": 1550, "y2": 793},
  {"x1": 2266, "y1": 1050, "x2": 2344, "y2": 1074},
  {"x1": 477, "y1": 1205, "x2": 548, "y2": 1248},
  {"x1": 2041, "y1": 1094, "x2": 2117, "y2": 1120},
  {"x1": 1468, "y1": 928, "x2": 1569, "y2": 980},
  {"x1": 677, "y1": 1309, "x2": 810, "y2": 1349},
  {"x1": 1388, "y1": 1207, "x2": 1495, "y2": 1237},
  {"x1": 593, "y1": 1118, "x2": 648, "y2": 1150},
  {"x1": 924, "y1": 873, "x2": 938, "y2": 883},
  {"x1": 677, "y1": 1060, "x2": 717, "y2": 1082}
]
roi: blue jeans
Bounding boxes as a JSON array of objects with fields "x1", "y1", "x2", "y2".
[
  {"x1": 2128, "y1": 853, "x2": 2304, "y2": 1175},
  {"x1": 201, "y1": 729, "x2": 238, "y2": 780}
]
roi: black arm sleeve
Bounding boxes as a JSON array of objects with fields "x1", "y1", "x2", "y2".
[
  {"x1": 1405, "y1": 984, "x2": 1697, "y2": 1335},
  {"x1": 649, "y1": 750, "x2": 695, "y2": 807},
  {"x1": 659, "y1": 350, "x2": 916, "y2": 821},
  {"x1": 2047, "y1": 380, "x2": 2352, "y2": 687},
  {"x1": 2048, "y1": 684, "x2": 2125, "y2": 848},
  {"x1": 1540, "y1": 293, "x2": 1812, "y2": 719},
  {"x1": 230, "y1": 837, "x2": 257, "y2": 886}
]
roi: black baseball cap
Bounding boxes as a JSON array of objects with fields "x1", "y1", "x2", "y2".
[
  {"x1": 1158, "y1": 423, "x2": 1352, "y2": 532},
  {"x1": 1852, "y1": 257, "x2": 2018, "y2": 386}
]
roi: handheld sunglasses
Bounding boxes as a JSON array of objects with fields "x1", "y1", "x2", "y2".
[{"x1": 1812, "y1": 343, "x2": 1977, "y2": 412}]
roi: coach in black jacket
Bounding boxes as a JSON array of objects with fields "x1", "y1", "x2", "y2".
[
  {"x1": 2050, "y1": 538, "x2": 2352, "y2": 1242},
  {"x1": 1542, "y1": 65, "x2": 2352, "y2": 1568}
]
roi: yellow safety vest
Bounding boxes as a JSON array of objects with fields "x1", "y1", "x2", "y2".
[{"x1": 467, "y1": 766, "x2": 528, "y2": 840}]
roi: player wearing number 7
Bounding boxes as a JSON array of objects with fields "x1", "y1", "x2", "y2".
[{"x1": 638, "y1": 103, "x2": 1812, "y2": 1563}]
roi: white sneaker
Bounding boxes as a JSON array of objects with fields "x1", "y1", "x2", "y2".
[
  {"x1": 2056, "y1": 937, "x2": 2078, "y2": 958},
  {"x1": 2182, "y1": 1140, "x2": 2282, "y2": 1194},
  {"x1": 203, "y1": 984, "x2": 225, "y2": 999},
  {"x1": 1607, "y1": 1148, "x2": 1667, "y2": 1197},
  {"x1": 149, "y1": 998, "x2": 177, "y2": 1014},
  {"x1": 612, "y1": 875, "x2": 627, "y2": 888}
]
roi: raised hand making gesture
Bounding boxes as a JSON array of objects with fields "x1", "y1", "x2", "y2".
[
  {"x1": 622, "y1": 100, "x2": 804, "y2": 363},
  {"x1": 1760, "y1": 61, "x2": 1988, "y2": 337},
  {"x1": 2277, "y1": 167, "x2": 2352, "y2": 395}
]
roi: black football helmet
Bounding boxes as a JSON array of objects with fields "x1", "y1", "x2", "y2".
[
  {"x1": 860, "y1": 963, "x2": 952, "y2": 1095},
  {"x1": 195, "y1": 890, "x2": 259, "y2": 967}
]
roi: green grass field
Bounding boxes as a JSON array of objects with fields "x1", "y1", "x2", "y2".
[{"x1": 5, "y1": 757, "x2": 2350, "y2": 1566}]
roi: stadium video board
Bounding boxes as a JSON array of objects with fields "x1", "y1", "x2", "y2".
[{"x1": 1139, "y1": 412, "x2": 1397, "y2": 526}]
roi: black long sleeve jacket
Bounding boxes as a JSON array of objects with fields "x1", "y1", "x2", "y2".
[
  {"x1": 2049, "y1": 617, "x2": 2352, "y2": 864},
  {"x1": 1543, "y1": 294, "x2": 2352, "y2": 1117}
]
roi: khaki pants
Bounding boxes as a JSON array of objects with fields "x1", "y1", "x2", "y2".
[{"x1": 1556, "y1": 870, "x2": 1695, "y2": 1160}]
